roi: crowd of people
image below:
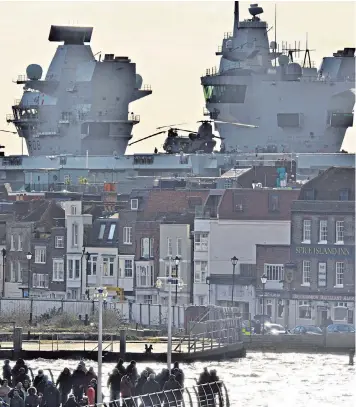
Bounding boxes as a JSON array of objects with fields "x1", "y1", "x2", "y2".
[{"x1": 0, "y1": 358, "x2": 222, "y2": 407}]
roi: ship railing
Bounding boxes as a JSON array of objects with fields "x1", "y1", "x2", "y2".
[
  {"x1": 203, "y1": 67, "x2": 219, "y2": 77},
  {"x1": 90, "y1": 381, "x2": 230, "y2": 407},
  {"x1": 224, "y1": 32, "x2": 233, "y2": 39},
  {"x1": 142, "y1": 84, "x2": 152, "y2": 91},
  {"x1": 16, "y1": 75, "x2": 28, "y2": 82},
  {"x1": 217, "y1": 45, "x2": 223, "y2": 53}
]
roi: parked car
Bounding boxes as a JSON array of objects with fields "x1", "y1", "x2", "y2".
[
  {"x1": 265, "y1": 323, "x2": 288, "y2": 335},
  {"x1": 291, "y1": 325, "x2": 323, "y2": 335},
  {"x1": 327, "y1": 324, "x2": 355, "y2": 333}
]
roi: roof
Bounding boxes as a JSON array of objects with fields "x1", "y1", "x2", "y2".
[{"x1": 218, "y1": 188, "x2": 300, "y2": 221}]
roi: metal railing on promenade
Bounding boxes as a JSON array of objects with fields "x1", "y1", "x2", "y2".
[{"x1": 92, "y1": 381, "x2": 229, "y2": 407}]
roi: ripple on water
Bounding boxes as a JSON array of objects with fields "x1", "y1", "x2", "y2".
[{"x1": 3, "y1": 352, "x2": 355, "y2": 406}]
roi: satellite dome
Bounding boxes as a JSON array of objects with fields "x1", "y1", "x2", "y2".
[
  {"x1": 278, "y1": 55, "x2": 289, "y2": 66},
  {"x1": 286, "y1": 63, "x2": 302, "y2": 77},
  {"x1": 248, "y1": 4, "x2": 264, "y2": 17},
  {"x1": 26, "y1": 64, "x2": 43, "y2": 80},
  {"x1": 135, "y1": 74, "x2": 143, "y2": 89}
]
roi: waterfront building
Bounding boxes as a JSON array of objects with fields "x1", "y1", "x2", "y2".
[{"x1": 193, "y1": 187, "x2": 299, "y2": 315}]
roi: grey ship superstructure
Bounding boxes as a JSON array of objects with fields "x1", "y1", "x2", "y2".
[
  {"x1": 202, "y1": 2, "x2": 355, "y2": 154},
  {"x1": 7, "y1": 26, "x2": 151, "y2": 157}
]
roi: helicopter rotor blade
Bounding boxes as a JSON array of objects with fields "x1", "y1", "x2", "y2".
[
  {"x1": 0, "y1": 129, "x2": 17, "y2": 134},
  {"x1": 156, "y1": 122, "x2": 187, "y2": 130},
  {"x1": 213, "y1": 135, "x2": 224, "y2": 140},
  {"x1": 174, "y1": 128, "x2": 198, "y2": 134},
  {"x1": 128, "y1": 131, "x2": 166, "y2": 146},
  {"x1": 214, "y1": 120, "x2": 258, "y2": 128}
]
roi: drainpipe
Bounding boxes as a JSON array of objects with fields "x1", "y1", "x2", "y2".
[{"x1": 189, "y1": 231, "x2": 194, "y2": 304}]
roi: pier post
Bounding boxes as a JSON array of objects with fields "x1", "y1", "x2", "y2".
[
  {"x1": 120, "y1": 329, "x2": 126, "y2": 358},
  {"x1": 13, "y1": 327, "x2": 23, "y2": 357}
]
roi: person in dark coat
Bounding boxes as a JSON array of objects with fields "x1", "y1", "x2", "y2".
[
  {"x1": 120, "y1": 375, "x2": 134, "y2": 406},
  {"x1": 11, "y1": 360, "x2": 28, "y2": 379},
  {"x1": 33, "y1": 371, "x2": 47, "y2": 396},
  {"x1": 9, "y1": 390, "x2": 24, "y2": 407},
  {"x1": 25, "y1": 387, "x2": 40, "y2": 407},
  {"x1": 71, "y1": 366, "x2": 86, "y2": 401},
  {"x1": 9, "y1": 384, "x2": 25, "y2": 401},
  {"x1": 162, "y1": 375, "x2": 181, "y2": 407},
  {"x1": 209, "y1": 370, "x2": 223, "y2": 406},
  {"x1": 41, "y1": 381, "x2": 60, "y2": 407},
  {"x1": 125, "y1": 362, "x2": 138, "y2": 383},
  {"x1": 171, "y1": 362, "x2": 184, "y2": 388},
  {"x1": 56, "y1": 368, "x2": 72, "y2": 406},
  {"x1": 142, "y1": 374, "x2": 161, "y2": 407},
  {"x1": 2, "y1": 360, "x2": 12, "y2": 385},
  {"x1": 13, "y1": 369, "x2": 31, "y2": 387},
  {"x1": 134, "y1": 371, "x2": 148, "y2": 397},
  {"x1": 107, "y1": 369, "x2": 121, "y2": 401},
  {"x1": 114, "y1": 360, "x2": 126, "y2": 377},
  {"x1": 156, "y1": 369, "x2": 170, "y2": 391}
]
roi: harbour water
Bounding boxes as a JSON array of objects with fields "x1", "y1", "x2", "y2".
[{"x1": 12, "y1": 352, "x2": 354, "y2": 407}]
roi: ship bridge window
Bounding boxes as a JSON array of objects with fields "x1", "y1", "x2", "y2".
[
  {"x1": 328, "y1": 112, "x2": 353, "y2": 128},
  {"x1": 277, "y1": 113, "x2": 300, "y2": 128},
  {"x1": 203, "y1": 85, "x2": 247, "y2": 104}
]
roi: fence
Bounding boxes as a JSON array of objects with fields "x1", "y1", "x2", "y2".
[
  {"x1": 96, "y1": 381, "x2": 229, "y2": 407},
  {"x1": 0, "y1": 298, "x2": 186, "y2": 329}
]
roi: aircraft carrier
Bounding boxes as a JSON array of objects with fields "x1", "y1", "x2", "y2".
[{"x1": 0, "y1": 2, "x2": 354, "y2": 193}]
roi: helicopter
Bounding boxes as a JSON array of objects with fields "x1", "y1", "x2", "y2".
[{"x1": 128, "y1": 119, "x2": 258, "y2": 154}]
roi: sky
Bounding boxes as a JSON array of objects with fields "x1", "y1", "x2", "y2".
[{"x1": 0, "y1": 0, "x2": 354, "y2": 155}]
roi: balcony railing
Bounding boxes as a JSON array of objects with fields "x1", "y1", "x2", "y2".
[
  {"x1": 142, "y1": 84, "x2": 152, "y2": 91},
  {"x1": 128, "y1": 113, "x2": 140, "y2": 122},
  {"x1": 224, "y1": 32, "x2": 233, "y2": 39}
]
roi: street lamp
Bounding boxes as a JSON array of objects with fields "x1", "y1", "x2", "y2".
[
  {"x1": 156, "y1": 269, "x2": 185, "y2": 370},
  {"x1": 261, "y1": 273, "x2": 267, "y2": 335},
  {"x1": 231, "y1": 256, "x2": 238, "y2": 306},
  {"x1": 1, "y1": 248, "x2": 6, "y2": 297},
  {"x1": 174, "y1": 256, "x2": 180, "y2": 305},
  {"x1": 80, "y1": 247, "x2": 85, "y2": 299},
  {"x1": 206, "y1": 276, "x2": 211, "y2": 304},
  {"x1": 85, "y1": 251, "x2": 91, "y2": 299},
  {"x1": 26, "y1": 252, "x2": 32, "y2": 298}
]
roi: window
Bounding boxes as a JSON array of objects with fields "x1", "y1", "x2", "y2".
[
  {"x1": 131, "y1": 199, "x2": 138, "y2": 210},
  {"x1": 35, "y1": 247, "x2": 46, "y2": 264},
  {"x1": 98, "y1": 224, "x2": 105, "y2": 240},
  {"x1": 103, "y1": 257, "x2": 114, "y2": 277},
  {"x1": 176, "y1": 238, "x2": 182, "y2": 257},
  {"x1": 302, "y1": 261, "x2": 311, "y2": 286},
  {"x1": 194, "y1": 233, "x2": 208, "y2": 251},
  {"x1": 335, "y1": 221, "x2": 344, "y2": 243},
  {"x1": 334, "y1": 302, "x2": 347, "y2": 321},
  {"x1": 319, "y1": 220, "x2": 328, "y2": 243},
  {"x1": 277, "y1": 301, "x2": 284, "y2": 318},
  {"x1": 124, "y1": 260, "x2": 133, "y2": 277},
  {"x1": 141, "y1": 238, "x2": 150, "y2": 258},
  {"x1": 264, "y1": 264, "x2": 284, "y2": 282},
  {"x1": 108, "y1": 224, "x2": 116, "y2": 240},
  {"x1": 53, "y1": 259, "x2": 64, "y2": 281},
  {"x1": 18, "y1": 235, "x2": 23, "y2": 251},
  {"x1": 10, "y1": 261, "x2": 15, "y2": 282},
  {"x1": 17, "y1": 261, "x2": 22, "y2": 282},
  {"x1": 32, "y1": 273, "x2": 49, "y2": 288},
  {"x1": 339, "y1": 189, "x2": 349, "y2": 201},
  {"x1": 194, "y1": 261, "x2": 208, "y2": 283},
  {"x1": 55, "y1": 236, "x2": 64, "y2": 248},
  {"x1": 266, "y1": 299, "x2": 272, "y2": 317},
  {"x1": 123, "y1": 227, "x2": 132, "y2": 244},
  {"x1": 88, "y1": 256, "x2": 97, "y2": 276},
  {"x1": 70, "y1": 205, "x2": 77, "y2": 215},
  {"x1": 10, "y1": 235, "x2": 15, "y2": 251},
  {"x1": 68, "y1": 259, "x2": 80, "y2": 279},
  {"x1": 302, "y1": 220, "x2": 311, "y2": 243},
  {"x1": 167, "y1": 238, "x2": 172, "y2": 257},
  {"x1": 317, "y1": 262, "x2": 327, "y2": 287},
  {"x1": 136, "y1": 265, "x2": 153, "y2": 287},
  {"x1": 335, "y1": 262, "x2": 344, "y2": 287},
  {"x1": 269, "y1": 194, "x2": 279, "y2": 212},
  {"x1": 299, "y1": 301, "x2": 311, "y2": 319},
  {"x1": 143, "y1": 295, "x2": 153, "y2": 304},
  {"x1": 150, "y1": 238, "x2": 154, "y2": 258},
  {"x1": 72, "y1": 223, "x2": 78, "y2": 247}
]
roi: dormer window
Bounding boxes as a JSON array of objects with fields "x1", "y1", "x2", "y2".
[
  {"x1": 131, "y1": 199, "x2": 138, "y2": 210},
  {"x1": 71, "y1": 205, "x2": 77, "y2": 215},
  {"x1": 98, "y1": 224, "x2": 105, "y2": 240},
  {"x1": 108, "y1": 224, "x2": 116, "y2": 240}
]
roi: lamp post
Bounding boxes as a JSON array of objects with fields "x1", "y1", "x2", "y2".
[
  {"x1": 80, "y1": 247, "x2": 85, "y2": 299},
  {"x1": 26, "y1": 252, "x2": 32, "y2": 298},
  {"x1": 85, "y1": 251, "x2": 91, "y2": 299},
  {"x1": 231, "y1": 256, "x2": 238, "y2": 306},
  {"x1": 174, "y1": 256, "x2": 180, "y2": 305},
  {"x1": 96, "y1": 258, "x2": 106, "y2": 404},
  {"x1": 156, "y1": 270, "x2": 185, "y2": 370},
  {"x1": 261, "y1": 273, "x2": 267, "y2": 335},
  {"x1": 1, "y1": 248, "x2": 6, "y2": 297},
  {"x1": 206, "y1": 276, "x2": 211, "y2": 304}
]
